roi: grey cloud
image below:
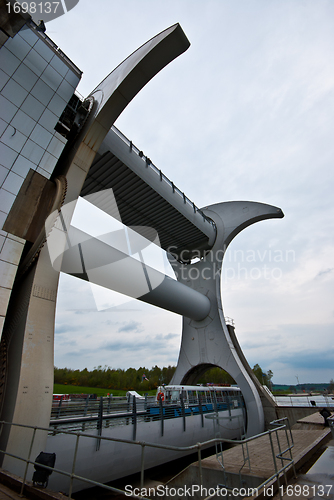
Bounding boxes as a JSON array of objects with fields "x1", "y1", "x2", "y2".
[
  {"x1": 55, "y1": 324, "x2": 82, "y2": 334},
  {"x1": 58, "y1": 340, "x2": 78, "y2": 347},
  {"x1": 117, "y1": 321, "x2": 143, "y2": 333},
  {"x1": 275, "y1": 350, "x2": 334, "y2": 372},
  {"x1": 103, "y1": 333, "x2": 178, "y2": 352},
  {"x1": 316, "y1": 268, "x2": 334, "y2": 279}
]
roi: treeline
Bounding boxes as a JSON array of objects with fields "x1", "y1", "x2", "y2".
[
  {"x1": 54, "y1": 365, "x2": 236, "y2": 391},
  {"x1": 252, "y1": 364, "x2": 273, "y2": 388}
]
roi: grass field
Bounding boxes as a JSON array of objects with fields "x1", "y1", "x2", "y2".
[
  {"x1": 53, "y1": 384, "x2": 126, "y2": 396},
  {"x1": 53, "y1": 384, "x2": 156, "y2": 397}
]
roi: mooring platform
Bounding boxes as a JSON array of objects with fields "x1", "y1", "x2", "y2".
[{"x1": 161, "y1": 412, "x2": 332, "y2": 499}]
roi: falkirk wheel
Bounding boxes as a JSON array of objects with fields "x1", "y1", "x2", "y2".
[{"x1": 0, "y1": 18, "x2": 283, "y2": 472}]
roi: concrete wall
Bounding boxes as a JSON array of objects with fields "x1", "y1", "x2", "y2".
[
  {"x1": 45, "y1": 408, "x2": 245, "y2": 494},
  {"x1": 275, "y1": 406, "x2": 326, "y2": 427}
]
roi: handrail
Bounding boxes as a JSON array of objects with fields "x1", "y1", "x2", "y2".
[
  {"x1": 225, "y1": 316, "x2": 235, "y2": 327},
  {"x1": 272, "y1": 394, "x2": 334, "y2": 408},
  {"x1": 203, "y1": 417, "x2": 295, "y2": 500},
  {"x1": 0, "y1": 418, "x2": 295, "y2": 500},
  {"x1": 111, "y1": 125, "x2": 216, "y2": 228},
  {"x1": 328, "y1": 416, "x2": 334, "y2": 439},
  {"x1": 49, "y1": 393, "x2": 244, "y2": 436}
]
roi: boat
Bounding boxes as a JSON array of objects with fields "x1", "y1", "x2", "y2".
[
  {"x1": 52, "y1": 394, "x2": 71, "y2": 402},
  {"x1": 46, "y1": 385, "x2": 246, "y2": 493}
]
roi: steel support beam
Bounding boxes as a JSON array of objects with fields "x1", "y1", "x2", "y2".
[{"x1": 57, "y1": 224, "x2": 211, "y2": 321}]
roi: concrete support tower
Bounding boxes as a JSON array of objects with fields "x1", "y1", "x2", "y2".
[{"x1": 170, "y1": 201, "x2": 283, "y2": 435}]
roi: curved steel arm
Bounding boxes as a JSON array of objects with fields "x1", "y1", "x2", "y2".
[{"x1": 85, "y1": 24, "x2": 190, "y2": 148}]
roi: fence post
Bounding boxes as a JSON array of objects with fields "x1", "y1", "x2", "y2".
[
  {"x1": 227, "y1": 395, "x2": 232, "y2": 417},
  {"x1": 132, "y1": 396, "x2": 137, "y2": 441},
  {"x1": 213, "y1": 391, "x2": 218, "y2": 413},
  {"x1": 197, "y1": 443, "x2": 203, "y2": 489},
  {"x1": 20, "y1": 426, "x2": 37, "y2": 496},
  {"x1": 140, "y1": 443, "x2": 146, "y2": 490},
  {"x1": 57, "y1": 395, "x2": 64, "y2": 418},
  {"x1": 180, "y1": 393, "x2": 186, "y2": 432},
  {"x1": 268, "y1": 430, "x2": 282, "y2": 500},
  {"x1": 82, "y1": 396, "x2": 89, "y2": 432},
  {"x1": 96, "y1": 397, "x2": 103, "y2": 451},
  {"x1": 126, "y1": 393, "x2": 131, "y2": 425},
  {"x1": 159, "y1": 396, "x2": 164, "y2": 437},
  {"x1": 198, "y1": 395, "x2": 204, "y2": 428},
  {"x1": 274, "y1": 427, "x2": 286, "y2": 485},
  {"x1": 106, "y1": 394, "x2": 112, "y2": 428},
  {"x1": 68, "y1": 434, "x2": 81, "y2": 500}
]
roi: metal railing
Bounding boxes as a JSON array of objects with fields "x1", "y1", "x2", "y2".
[
  {"x1": 274, "y1": 394, "x2": 334, "y2": 408},
  {"x1": 50, "y1": 394, "x2": 245, "y2": 437},
  {"x1": 0, "y1": 417, "x2": 295, "y2": 500},
  {"x1": 225, "y1": 316, "x2": 235, "y2": 327},
  {"x1": 204, "y1": 417, "x2": 295, "y2": 500},
  {"x1": 328, "y1": 416, "x2": 334, "y2": 439},
  {"x1": 111, "y1": 125, "x2": 216, "y2": 229}
]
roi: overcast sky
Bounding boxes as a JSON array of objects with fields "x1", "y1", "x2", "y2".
[{"x1": 46, "y1": 0, "x2": 334, "y2": 386}]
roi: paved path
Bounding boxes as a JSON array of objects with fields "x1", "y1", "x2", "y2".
[
  {"x1": 0, "y1": 476, "x2": 69, "y2": 500},
  {"x1": 200, "y1": 426, "x2": 330, "y2": 478},
  {"x1": 0, "y1": 483, "x2": 24, "y2": 500}
]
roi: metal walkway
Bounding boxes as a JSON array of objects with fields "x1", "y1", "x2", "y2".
[
  {"x1": 80, "y1": 126, "x2": 217, "y2": 262},
  {"x1": 200, "y1": 426, "x2": 329, "y2": 479}
]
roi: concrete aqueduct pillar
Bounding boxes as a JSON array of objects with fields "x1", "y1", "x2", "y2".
[{"x1": 170, "y1": 201, "x2": 283, "y2": 436}]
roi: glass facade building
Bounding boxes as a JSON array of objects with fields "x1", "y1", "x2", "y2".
[{"x1": 0, "y1": 12, "x2": 82, "y2": 339}]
